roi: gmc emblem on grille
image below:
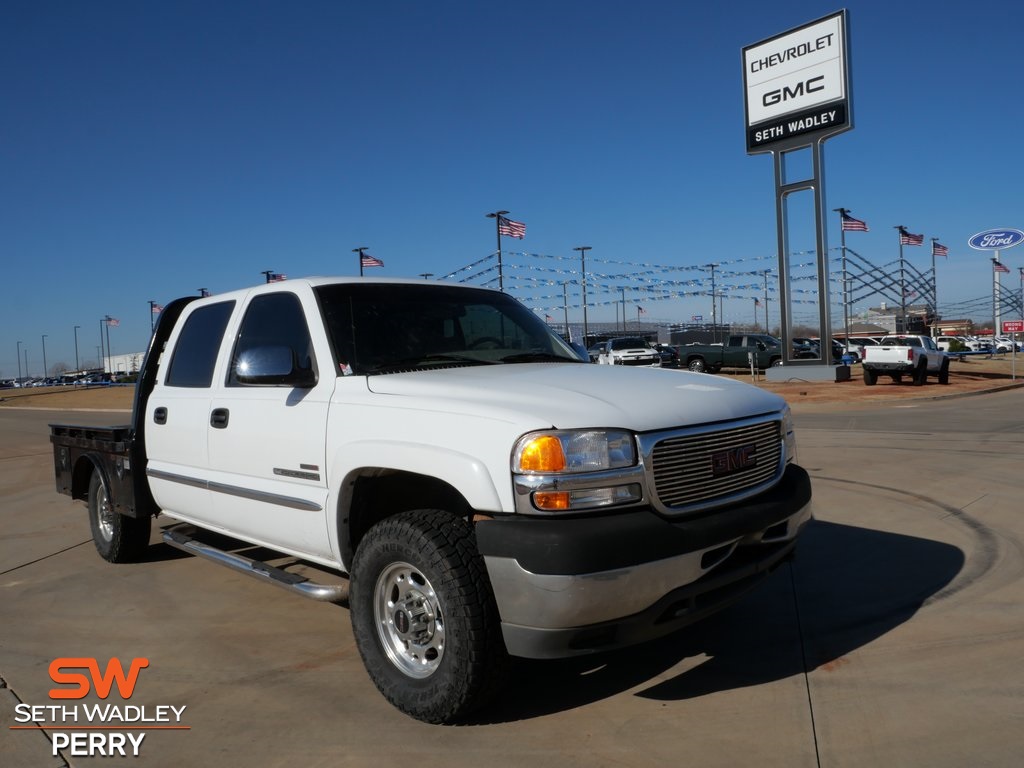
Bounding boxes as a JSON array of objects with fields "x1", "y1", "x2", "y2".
[{"x1": 711, "y1": 444, "x2": 757, "y2": 476}]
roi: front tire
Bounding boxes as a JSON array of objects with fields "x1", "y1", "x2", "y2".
[
  {"x1": 863, "y1": 367, "x2": 878, "y2": 386},
  {"x1": 87, "y1": 467, "x2": 151, "y2": 563},
  {"x1": 349, "y1": 510, "x2": 508, "y2": 723},
  {"x1": 938, "y1": 357, "x2": 950, "y2": 385},
  {"x1": 687, "y1": 357, "x2": 707, "y2": 373}
]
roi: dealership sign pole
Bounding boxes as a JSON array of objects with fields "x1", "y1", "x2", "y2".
[
  {"x1": 968, "y1": 228, "x2": 1024, "y2": 339},
  {"x1": 743, "y1": 10, "x2": 852, "y2": 374}
]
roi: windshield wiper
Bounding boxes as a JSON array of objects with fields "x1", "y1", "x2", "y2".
[
  {"x1": 365, "y1": 354, "x2": 497, "y2": 373},
  {"x1": 499, "y1": 352, "x2": 582, "y2": 364}
]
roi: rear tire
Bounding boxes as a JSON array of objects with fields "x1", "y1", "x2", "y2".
[
  {"x1": 88, "y1": 467, "x2": 151, "y2": 563},
  {"x1": 349, "y1": 509, "x2": 508, "y2": 724},
  {"x1": 913, "y1": 359, "x2": 928, "y2": 386},
  {"x1": 863, "y1": 367, "x2": 878, "y2": 386}
]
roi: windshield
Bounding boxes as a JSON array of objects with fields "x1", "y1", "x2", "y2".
[
  {"x1": 314, "y1": 283, "x2": 583, "y2": 375},
  {"x1": 609, "y1": 338, "x2": 649, "y2": 350}
]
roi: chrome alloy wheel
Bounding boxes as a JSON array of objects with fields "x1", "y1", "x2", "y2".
[
  {"x1": 374, "y1": 561, "x2": 445, "y2": 678},
  {"x1": 95, "y1": 481, "x2": 115, "y2": 543}
]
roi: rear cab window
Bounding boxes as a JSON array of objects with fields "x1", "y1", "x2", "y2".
[{"x1": 165, "y1": 302, "x2": 236, "y2": 388}]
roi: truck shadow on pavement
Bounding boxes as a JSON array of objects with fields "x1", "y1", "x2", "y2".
[{"x1": 476, "y1": 519, "x2": 966, "y2": 723}]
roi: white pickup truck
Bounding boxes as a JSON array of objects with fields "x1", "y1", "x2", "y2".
[
  {"x1": 596, "y1": 336, "x2": 661, "y2": 366},
  {"x1": 51, "y1": 277, "x2": 812, "y2": 723},
  {"x1": 861, "y1": 334, "x2": 950, "y2": 386}
]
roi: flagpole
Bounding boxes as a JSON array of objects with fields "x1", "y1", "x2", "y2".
[
  {"x1": 486, "y1": 211, "x2": 508, "y2": 292},
  {"x1": 353, "y1": 247, "x2": 368, "y2": 277},
  {"x1": 835, "y1": 208, "x2": 851, "y2": 345},
  {"x1": 932, "y1": 243, "x2": 937, "y2": 337},
  {"x1": 105, "y1": 319, "x2": 112, "y2": 374},
  {"x1": 895, "y1": 226, "x2": 906, "y2": 333},
  {"x1": 99, "y1": 319, "x2": 105, "y2": 375},
  {"x1": 993, "y1": 252, "x2": 1001, "y2": 336}
]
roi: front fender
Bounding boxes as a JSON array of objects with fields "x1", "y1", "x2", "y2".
[
  {"x1": 332, "y1": 440, "x2": 505, "y2": 511},
  {"x1": 326, "y1": 440, "x2": 508, "y2": 568}
]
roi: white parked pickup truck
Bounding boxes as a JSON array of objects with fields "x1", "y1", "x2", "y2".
[
  {"x1": 596, "y1": 336, "x2": 661, "y2": 366},
  {"x1": 861, "y1": 334, "x2": 950, "y2": 386},
  {"x1": 50, "y1": 277, "x2": 812, "y2": 723}
]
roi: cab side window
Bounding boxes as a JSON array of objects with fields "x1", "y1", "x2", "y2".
[
  {"x1": 165, "y1": 301, "x2": 235, "y2": 388},
  {"x1": 228, "y1": 293, "x2": 316, "y2": 386}
]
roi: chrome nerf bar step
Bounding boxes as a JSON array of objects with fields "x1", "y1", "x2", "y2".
[{"x1": 162, "y1": 528, "x2": 349, "y2": 604}]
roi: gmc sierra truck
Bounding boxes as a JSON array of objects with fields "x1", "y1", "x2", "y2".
[
  {"x1": 861, "y1": 334, "x2": 950, "y2": 386},
  {"x1": 50, "y1": 277, "x2": 812, "y2": 723}
]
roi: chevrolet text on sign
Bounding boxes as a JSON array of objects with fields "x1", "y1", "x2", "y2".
[{"x1": 743, "y1": 11, "x2": 851, "y2": 153}]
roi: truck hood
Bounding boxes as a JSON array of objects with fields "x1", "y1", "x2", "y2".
[{"x1": 364, "y1": 364, "x2": 785, "y2": 432}]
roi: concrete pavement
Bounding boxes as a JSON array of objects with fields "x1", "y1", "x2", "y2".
[{"x1": 2, "y1": 393, "x2": 1023, "y2": 766}]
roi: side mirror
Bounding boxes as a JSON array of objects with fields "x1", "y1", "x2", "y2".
[{"x1": 233, "y1": 346, "x2": 316, "y2": 387}]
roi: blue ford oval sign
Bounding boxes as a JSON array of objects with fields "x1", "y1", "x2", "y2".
[{"x1": 968, "y1": 228, "x2": 1024, "y2": 250}]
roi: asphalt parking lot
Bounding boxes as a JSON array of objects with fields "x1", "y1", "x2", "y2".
[{"x1": 2, "y1": 389, "x2": 1023, "y2": 767}]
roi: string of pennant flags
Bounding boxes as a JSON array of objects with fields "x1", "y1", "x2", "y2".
[{"x1": 145, "y1": 210, "x2": 1014, "y2": 333}]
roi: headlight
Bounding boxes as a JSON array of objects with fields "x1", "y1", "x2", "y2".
[
  {"x1": 512, "y1": 430, "x2": 636, "y2": 474},
  {"x1": 781, "y1": 406, "x2": 797, "y2": 464}
]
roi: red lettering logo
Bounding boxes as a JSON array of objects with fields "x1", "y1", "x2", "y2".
[{"x1": 48, "y1": 658, "x2": 150, "y2": 700}]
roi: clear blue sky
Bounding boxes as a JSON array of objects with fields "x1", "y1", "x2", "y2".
[{"x1": 3, "y1": 0, "x2": 1022, "y2": 377}]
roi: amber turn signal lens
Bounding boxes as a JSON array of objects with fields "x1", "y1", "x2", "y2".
[{"x1": 518, "y1": 435, "x2": 566, "y2": 472}]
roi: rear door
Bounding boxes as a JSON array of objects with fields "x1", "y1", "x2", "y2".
[{"x1": 146, "y1": 300, "x2": 236, "y2": 519}]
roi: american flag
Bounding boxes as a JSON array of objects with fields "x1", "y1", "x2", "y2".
[
  {"x1": 993, "y1": 261, "x2": 1011, "y2": 273},
  {"x1": 754, "y1": 298, "x2": 761, "y2": 306},
  {"x1": 932, "y1": 241, "x2": 949, "y2": 258},
  {"x1": 104, "y1": 316, "x2": 120, "y2": 327},
  {"x1": 638, "y1": 306, "x2": 646, "y2": 314},
  {"x1": 497, "y1": 215, "x2": 526, "y2": 239},
  {"x1": 361, "y1": 254, "x2": 384, "y2": 268},
  {"x1": 268, "y1": 273, "x2": 287, "y2": 282},
  {"x1": 841, "y1": 212, "x2": 869, "y2": 232},
  {"x1": 151, "y1": 303, "x2": 164, "y2": 314},
  {"x1": 899, "y1": 227, "x2": 924, "y2": 246}
]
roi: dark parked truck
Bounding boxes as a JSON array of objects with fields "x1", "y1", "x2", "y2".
[
  {"x1": 51, "y1": 278, "x2": 812, "y2": 723},
  {"x1": 679, "y1": 334, "x2": 784, "y2": 373}
]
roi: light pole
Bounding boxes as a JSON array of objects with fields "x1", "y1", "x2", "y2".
[
  {"x1": 706, "y1": 263, "x2": 719, "y2": 342},
  {"x1": 74, "y1": 325, "x2": 80, "y2": 372},
  {"x1": 574, "y1": 246, "x2": 592, "y2": 344},
  {"x1": 42, "y1": 335, "x2": 48, "y2": 379},
  {"x1": 16, "y1": 341, "x2": 22, "y2": 383},
  {"x1": 486, "y1": 211, "x2": 510, "y2": 291},
  {"x1": 761, "y1": 269, "x2": 771, "y2": 332},
  {"x1": 562, "y1": 282, "x2": 570, "y2": 337},
  {"x1": 418, "y1": 273, "x2": 434, "y2": 280}
]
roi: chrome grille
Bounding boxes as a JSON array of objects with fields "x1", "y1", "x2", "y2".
[{"x1": 649, "y1": 418, "x2": 782, "y2": 513}]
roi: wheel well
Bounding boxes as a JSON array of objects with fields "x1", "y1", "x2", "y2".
[
  {"x1": 71, "y1": 455, "x2": 100, "y2": 502},
  {"x1": 340, "y1": 470, "x2": 473, "y2": 566}
]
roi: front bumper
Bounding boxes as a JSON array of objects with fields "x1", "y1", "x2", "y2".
[{"x1": 476, "y1": 464, "x2": 812, "y2": 659}]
